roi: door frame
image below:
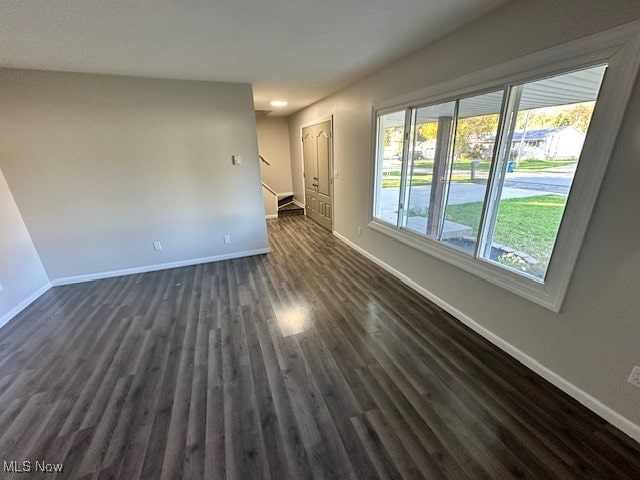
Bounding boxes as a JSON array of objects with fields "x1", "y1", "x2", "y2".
[{"x1": 299, "y1": 114, "x2": 334, "y2": 232}]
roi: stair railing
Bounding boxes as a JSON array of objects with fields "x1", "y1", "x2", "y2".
[
  {"x1": 261, "y1": 181, "x2": 278, "y2": 217},
  {"x1": 261, "y1": 181, "x2": 277, "y2": 195},
  {"x1": 259, "y1": 155, "x2": 270, "y2": 166}
]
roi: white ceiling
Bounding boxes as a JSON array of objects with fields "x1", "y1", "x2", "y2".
[{"x1": 0, "y1": 0, "x2": 507, "y2": 116}]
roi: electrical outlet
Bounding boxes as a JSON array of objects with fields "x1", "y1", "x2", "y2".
[
  {"x1": 153, "y1": 241, "x2": 162, "y2": 251},
  {"x1": 223, "y1": 234, "x2": 231, "y2": 244},
  {"x1": 628, "y1": 366, "x2": 640, "y2": 389},
  {"x1": 357, "y1": 226, "x2": 363, "y2": 236},
  {"x1": 232, "y1": 155, "x2": 242, "y2": 165},
  {"x1": 0, "y1": 282, "x2": 3, "y2": 292}
]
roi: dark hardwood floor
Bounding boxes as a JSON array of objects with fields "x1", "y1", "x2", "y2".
[{"x1": 1, "y1": 215, "x2": 639, "y2": 479}]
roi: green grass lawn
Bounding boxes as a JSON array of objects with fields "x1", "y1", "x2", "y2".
[
  {"x1": 382, "y1": 174, "x2": 430, "y2": 188},
  {"x1": 404, "y1": 158, "x2": 576, "y2": 173},
  {"x1": 444, "y1": 194, "x2": 567, "y2": 264},
  {"x1": 381, "y1": 159, "x2": 576, "y2": 188},
  {"x1": 512, "y1": 159, "x2": 576, "y2": 170},
  {"x1": 381, "y1": 175, "x2": 487, "y2": 188},
  {"x1": 411, "y1": 160, "x2": 491, "y2": 171}
]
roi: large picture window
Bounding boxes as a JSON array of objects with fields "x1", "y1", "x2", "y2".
[
  {"x1": 371, "y1": 61, "x2": 615, "y2": 305},
  {"x1": 375, "y1": 65, "x2": 606, "y2": 280},
  {"x1": 369, "y1": 25, "x2": 640, "y2": 311}
]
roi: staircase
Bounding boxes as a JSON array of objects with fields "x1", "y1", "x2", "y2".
[
  {"x1": 260, "y1": 153, "x2": 304, "y2": 218},
  {"x1": 277, "y1": 195, "x2": 304, "y2": 217}
]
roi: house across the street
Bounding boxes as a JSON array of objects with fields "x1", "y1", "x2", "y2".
[
  {"x1": 511, "y1": 126, "x2": 586, "y2": 159},
  {"x1": 483, "y1": 126, "x2": 586, "y2": 160}
]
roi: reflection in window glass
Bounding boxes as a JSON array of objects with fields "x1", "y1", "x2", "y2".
[
  {"x1": 373, "y1": 111, "x2": 405, "y2": 225},
  {"x1": 403, "y1": 101, "x2": 456, "y2": 236},
  {"x1": 441, "y1": 91, "x2": 503, "y2": 253},
  {"x1": 485, "y1": 65, "x2": 606, "y2": 279}
]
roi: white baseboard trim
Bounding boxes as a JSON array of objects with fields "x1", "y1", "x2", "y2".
[
  {"x1": 333, "y1": 231, "x2": 640, "y2": 444},
  {"x1": 0, "y1": 282, "x2": 52, "y2": 330},
  {"x1": 292, "y1": 199, "x2": 304, "y2": 209},
  {"x1": 50, "y1": 247, "x2": 271, "y2": 287},
  {"x1": 266, "y1": 214, "x2": 278, "y2": 219}
]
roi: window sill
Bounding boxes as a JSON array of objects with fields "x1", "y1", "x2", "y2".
[{"x1": 367, "y1": 219, "x2": 558, "y2": 312}]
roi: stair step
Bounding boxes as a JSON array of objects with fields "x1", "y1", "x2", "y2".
[
  {"x1": 278, "y1": 202, "x2": 304, "y2": 217},
  {"x1": 278, "y1": 208, "x2": 304, "y2": 217},
  {"x1": 278, "y1": 195, "x2": 294, "y2": 207}
]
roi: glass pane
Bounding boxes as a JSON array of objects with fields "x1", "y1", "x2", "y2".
[
  {"x1": 374, "y1": 110, "x2": 405, "y2": 225},
  {"x1": 487, "y1": 65, "x2": 607, "y2": 279},
  {"x1": 402, "y1": 101, "x2": 456, "y2": 236},
  {"x1": 441, "y1": 90, "x2": 504, "y2": 252}
]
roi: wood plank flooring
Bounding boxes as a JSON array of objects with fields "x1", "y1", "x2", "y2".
[{"x1": 1, "y1": 215, "x2": 639, "y2": 479}]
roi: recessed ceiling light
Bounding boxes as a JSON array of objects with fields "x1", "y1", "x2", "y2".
[{"x1": 270, "y1": 100, "x2": 288, "y2": 107}]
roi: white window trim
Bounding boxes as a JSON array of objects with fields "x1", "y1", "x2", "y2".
[{"x1": 368, "y1": 21, "x2": 640, "y2": 312}]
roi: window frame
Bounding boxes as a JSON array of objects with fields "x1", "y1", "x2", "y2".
[{"x1": 368, "y1": 21, "x2": 640, "y2": 312}]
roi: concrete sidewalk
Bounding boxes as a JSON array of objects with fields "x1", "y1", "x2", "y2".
[{"x1": 378, "y1": 182, "x2": 553, "y2": 210}]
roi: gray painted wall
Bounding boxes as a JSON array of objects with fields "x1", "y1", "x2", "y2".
[
  {"x1": 0, "y1": 70, "x2": 268, "y2": 281},
  {"x1": 256, "y1": 116, "x2": 294, "y2": 194},
  {"x1": 289, "y1": 0, "x2": 640, "y2": 431},
  {"x1": 0, "y1": 167, "x2": 49, "y2": 325}
]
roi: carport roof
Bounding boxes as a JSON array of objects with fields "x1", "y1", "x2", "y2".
[{"x1": 382, "y1": 64, "x2": 606, "y2": 126}]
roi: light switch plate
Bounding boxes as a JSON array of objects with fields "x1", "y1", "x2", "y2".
[
  {"x1": 628, "y1": 365, "x2": 640, "y2": 389},
  {"x1": 232, "y1": 155, "x2": 242, "y2": 165}
]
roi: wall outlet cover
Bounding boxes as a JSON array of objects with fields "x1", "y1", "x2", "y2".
[
  {"x1": 153, "y1": 241, "x2": 162, "y2": 251},
  {"x1": 223, "y1": 234, "x2": 231, "y2": 244}
]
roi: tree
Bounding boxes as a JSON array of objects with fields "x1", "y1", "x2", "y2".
[
  {"x1": 453, "y1": 114, "x2": 500, "y2": 160},
  {"x1": 515, "y1": 102, "x2": 595, "y2": 132},
  {"x1": 415, "y1": 114, "x2": 499, "y2": 160},
  {"x1": 417, "y1": 121, "x2": 438, "y2": 142},
  {"x1": 383, "y1": 126, "x2": 404, "y2": 156}
]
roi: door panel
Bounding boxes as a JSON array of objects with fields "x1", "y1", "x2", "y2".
[
  {"x1": 302, "y1": 120, "x2": 333, "y2": 231},
  {"x1": 317, "y1": 129, "x2": 331, "y2": 197},
  {"x1": 302, "y1": 130, "x2": 317, "y2": 216}
]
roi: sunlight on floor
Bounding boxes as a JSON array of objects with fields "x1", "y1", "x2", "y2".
[{"x1": 276, "y1": 305, "x2": 312, "y2": 337}]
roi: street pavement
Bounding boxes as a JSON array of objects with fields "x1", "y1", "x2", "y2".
[{"x1": 376, "y1": 164, "x2": 575, "y2": 223}]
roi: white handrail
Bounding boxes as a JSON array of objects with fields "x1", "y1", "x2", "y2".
[
  {"x1": 259, "y1": 155, "x2": 271, "y2": 166},
  {"x1": 261, "y1": 181, "x2": 277, "y2": 196}
]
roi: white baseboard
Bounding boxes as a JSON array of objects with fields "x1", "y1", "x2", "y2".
[
  {"x1": 333, "y1": 231, "x2": 640, "y2": 444},
  {"x1": 50, "y1": 247, "x2": 271, "y2": 286},
  {"x1": 0, "y1": 282, "x2": 52, "y2": 330},
  {"x1": 266, "y1": 214, "x2": 278, "y2": 219},
  {"x1": 292, "y1": 199, "x2": 304, "y2": 208}
]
